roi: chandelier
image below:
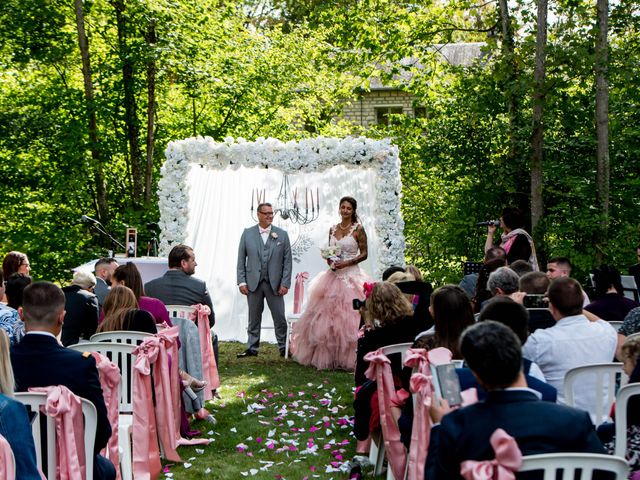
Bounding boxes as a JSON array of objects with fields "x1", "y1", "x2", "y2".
[{"x1": 251, "y1": 174, "x2": 319, "y2": 225}]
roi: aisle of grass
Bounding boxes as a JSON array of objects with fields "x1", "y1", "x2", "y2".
[{"x1": 165, "y1": 341, "x2": 358, "y2": 479}]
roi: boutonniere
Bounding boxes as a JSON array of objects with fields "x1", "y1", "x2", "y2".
[{"x1": 271, "y1": 231, "x2": 278, "y2": 239}]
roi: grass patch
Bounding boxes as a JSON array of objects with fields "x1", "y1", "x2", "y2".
[{"x1": 165, "y1": 341, "x2": 358, "y2": 479}]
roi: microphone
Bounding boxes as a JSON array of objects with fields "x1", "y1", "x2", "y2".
[
  {"x1": 80, "y1": 214, "x2": 100, "y2": 224},
  {"x1": 476, "y1": 220, "x2": 500, "y2": 227}
]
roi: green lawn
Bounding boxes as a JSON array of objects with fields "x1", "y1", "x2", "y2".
[{"x1": 164, "y1": 341, "x2": 359, "y2": 479}]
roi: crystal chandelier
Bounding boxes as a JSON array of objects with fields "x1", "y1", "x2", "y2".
[{"x1": 251, "y1": 174, "x2": 319, "y2": 225}]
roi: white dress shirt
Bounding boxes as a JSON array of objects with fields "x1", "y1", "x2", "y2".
[{"x1": 522, "y1": 314, "x2": 616, "y2": 419}]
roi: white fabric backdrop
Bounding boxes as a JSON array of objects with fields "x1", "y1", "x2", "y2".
[{"x1": 184, "y1": 164, "x2": 379, "y2": 343}]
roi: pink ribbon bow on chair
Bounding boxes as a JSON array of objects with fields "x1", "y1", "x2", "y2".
[
  {"x1": 293, "y1": 272, "x2": 308, "y2": 314},
  {"x1": 29, "y1": 385, "x2": 86, "y2": 480},
  {"x1": 460, "y1": 428, "x2": 522, "y2": 480},
  {"x1": 91, "y1": 352, "x2": 122, "y2": 480},
  {"x1": 364, "y1": 349, "x2": 407, "y2": 480},
  {"x1": 189, "y1": 304, "x2": 220, "y2": 399}
]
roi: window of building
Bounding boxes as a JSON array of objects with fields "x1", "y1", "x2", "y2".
[{"x1": 376, "y1": 106, "x2": 404, "y2": 126}]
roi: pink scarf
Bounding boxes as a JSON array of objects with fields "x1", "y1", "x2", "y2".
[
  {"x1": 189, "y1": 304, "x2": 220, "y2": 399},
  {"x1": 90, "y1": 352, "x2": 122, "y2": 480},
  {"x1": 293, "y1": 272, "x2": 309, "y2": 314},
  {"x1": 500, "y1": 229, "x2": 539, "y2": 271},
  {"x1": 460, "y1": 428, "x2": 522, "y2": 479},
  {"x1": 0, "y1": 433, "x2": 16, "y2": 480},
  {"x1": 29, "y1": 385, "x2": 86, "y2": 480},
  {"x1": 364, "y1": 349, "x2": 407, "y2": 480},
  {"x1": 403, "y1": 347, "x2": 452, "y2": 480}
]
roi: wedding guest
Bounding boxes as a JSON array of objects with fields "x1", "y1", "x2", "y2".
[
  {"x1": 61, "y1": 271, "x2": 99, "y2": 346},
  {"x1": 486, "y1": 266, "x2": 520, "y2": 301},
  {"x1": 518, "y1": 271, "x2": 555, "y2": 332},
  {"x1": 0, "y1": 270, "x2": 24, "y2": 345},
  {"x1": 5, "y1": 273, "x2": 32, "y2": 311},
  {"x1": 425, "y1": 321, "x2": 605, "y2": 480},
  {"x1": 293, "y1": 196, "x2": 368, "y2": 368},
  {"x1": 523, "y1": 277, "x2": 617, "y2": 416},
  {"x1": 0, "y1": 330, "x2": 41, "y2": 479},
  {"x1": 111, "y1": 262, "x2": 171, "y2": 326},
  {"x1": 11, "y1": 282, "x2": 116, "y2": 480},
  {"x1": 404, "y1": 265, "x2": 423, "y2": 282},
  {"x1": 546, "y1": 256, "x2": 590, "y2": 306},
  {"x1": 459, "y1": 246, "x2": 506, "y2": 298},
  {"x1": 484, "y1": 206, "x2": 538, "y2": 269},
  {"x1": 471, "y1": 257, "x2": 507, "y2": 313},
  {"x1": 353, "y1": 282, "x2": 428, "y2": 446},
  {"x1": 2, "y1": 251, "x2": 30, "y2": 279},
  {"x1": 616, "y1": 306, "x2": 640, "y2": 360},
  {"x1": 585, "y1": 265, "x2": 639, "y2": 321},
  {"x1": 94, "y1": 257, "x2": 118, "y2": 308},
  {"x1": 97, "y1": 285, "x2": 157, "y2": 335},
  {"x1": 415, "y1": 285, "x2": 474, "y2": 359},
  {"x1": 382, "y1": 265, "x2": 405, "y2": 281},
  {"x1": 509, "y1": 259, "x2": 533, "y2": 277}
]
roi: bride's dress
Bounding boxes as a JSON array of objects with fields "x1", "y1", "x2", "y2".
[{"x1": 292, "y1": 223, "x2": 370, "y2": 370}]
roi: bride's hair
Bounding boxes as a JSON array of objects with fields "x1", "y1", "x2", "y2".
[{"x1": 339, "y1": 196, "x2": 359, "y2": 224}]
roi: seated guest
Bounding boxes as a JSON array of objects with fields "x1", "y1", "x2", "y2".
[
  {"x1": 97, "y1": 285, "x2": 157, "y2": 335},
  {"x1": 5, "y1": 273, "x2": 32, "y2": 310},
  {"x1": 0, "y1": 270, "x2": 24, "y2": 345},
  {"x1": 509, "y1": 259, "x2": 533, "y2": 277},
  {"x1": 471, "y1": 257, "x2": 507, "y2": 313},
  {"x1": 598, "y1": 336, "x2": 640, "y2": 472},
  {"x1": 404, "y1": 265, "x2": 424, "y2": 282},
  {"x1": 459, "y1": 246, "x2": 506, "y2": 298},
  {"x1": 0, "y1": 330, "x2": 41, "y2": 479},
  {"x1": 111, "y1": 262, "x2": 171, "y2": 326},
  {"x1": 93, "y1": 257, "x2": 118, "y2": 309},
  {"x1": 475, "y1": 297, "x2": 552, "y2": 394},
  {"x1": 546, "y1": 256, "x2": 590, "y2": 306},
  {"x1": 426, "y1": 321, "x2": 606, "y2": 480},
  {"x1": 382, "y1": 265, "x2": 406, "y2": 281},
  {"x1": 10, "y1": 282, "x2": 116, "y2": 480},
  {"x1": 61, "y1": 271, "x2": 99, "y2": 346},
  {"x1": 415, "y1": 285, "x2": 474, "y2": 359},
  {"x1": 523, "y1": 277, "x2": 617, "y2": 415},
  {"x1": 353, "y1": 283, "x2": 428, "y2": 447},
  {"x1": 585, "y1": 265, "x2": 639, "y2": 321},
  {"x1": 617, "y1": 306, "x2": 640, "y2": 360},
  {"x1": 2, "y1": 251, "x2": 30, "y2": 280},
  {"x1": 518, "y1": 271, "x2": 555, "y2": 332},
  {"x1": 486, "y1": 266, "x2": 520, "y2": 301}
]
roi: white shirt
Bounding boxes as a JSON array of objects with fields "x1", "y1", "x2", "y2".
[{"x1": 522, "y1": 314, "x2": 616, "y2": 418}]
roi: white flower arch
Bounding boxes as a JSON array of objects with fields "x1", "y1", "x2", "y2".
[{"x1": 159, "y1": 136, "x2": 405, "y2": 277}]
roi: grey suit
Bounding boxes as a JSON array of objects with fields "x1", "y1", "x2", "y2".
[{"x1": 237, "y1": 225, "x2": 292, "y2": 352}]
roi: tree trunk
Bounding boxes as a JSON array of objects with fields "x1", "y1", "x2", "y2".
[
  {"x1": 530, "y1": 0, "x2": 548, "y2": 244},
  {"x1": 497, "y1": 0, "x2": 518, "y2": 162},
  {"x1": 594, "y1": 0, "x2": 610, "y2": 262},
  {"x1": 144, "y1": 18, "x2": 157, "y2": 204},
  {"x1": 113, "y1": 0, "x2": 144, "y2": 205},
  {"x1": 73, "y1": 0, "x2": 109, "y2": 222}
]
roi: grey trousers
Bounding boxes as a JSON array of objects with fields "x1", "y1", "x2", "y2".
[{"x1": 246, "y1": 280, "x2": 287, "y2": 352}]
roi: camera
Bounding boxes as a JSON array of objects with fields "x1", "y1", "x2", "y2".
[
  {"x1": 523, "y1": 294, "x2": 548, "y2": 309},
  {"x1": 352, "y1": 298, "x2": 366, "y2": 310}
]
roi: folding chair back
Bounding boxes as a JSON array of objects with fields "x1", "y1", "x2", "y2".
[
  {"x1": 519, "y1": 452, "x2": 629, "y2": 479},
  {"x1": 90, "y1": 330, "x2": 152, "y2": 346}
]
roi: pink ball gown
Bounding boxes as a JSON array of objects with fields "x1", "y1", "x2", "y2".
[{"x1": 292, "y1": 223, "x2": 370, "y2": 370}]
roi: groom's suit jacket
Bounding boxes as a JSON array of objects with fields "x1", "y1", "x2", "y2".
[{"x1": 237, "y1": 225, "x2": 292, "y2": 293}]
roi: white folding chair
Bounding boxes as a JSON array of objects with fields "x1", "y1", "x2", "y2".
[
  {"x1": 69, "y1": 341, "x2": 137, "y2": 480},
  {"x1": 165, "y1": 304, "x2": 196, "y2": 319},
  {"x1": 90, "y1": 330, "x2": 152, "y2": 345},
  {"x1": 15, "y1": 391, "x2": 97, "y2": 480},
  {"x1": 367, "y1": 342, "x2": 413, "y2": 479},
  {"x1": 614, "y1": 382, "x2": 640, "y2": 458},
  {"x1": 608, "y1": 320, "x2": 624, "y2": 332},
  {"x1": 0, "y1": 433, "x2": 16, "y2": 479},
  {"x1": 284, "y1": 313, "x2": 302, "y2": 359},
  {"x1": 564, "y1": 363, "x2": 627, "y2": 425},
  {"x1": 519, "y1": 452, "x2": 629, "y2": 479}
]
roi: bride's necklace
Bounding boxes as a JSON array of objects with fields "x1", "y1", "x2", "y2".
[{"x1": 337, "y1": 222, "x2": 353, "y2": 232}]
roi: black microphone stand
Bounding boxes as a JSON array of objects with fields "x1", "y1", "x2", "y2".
[{"x1": 87, "y1": 220, "x2": 125, "y2": 257}]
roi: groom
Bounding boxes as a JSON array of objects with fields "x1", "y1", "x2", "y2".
[{"x1": 237, "y1": 202, "x2": 292, "y2": 357}]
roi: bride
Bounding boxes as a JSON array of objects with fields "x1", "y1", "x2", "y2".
[{"x1": 292, "y1": 196, "x2": 370, "y2": 370}]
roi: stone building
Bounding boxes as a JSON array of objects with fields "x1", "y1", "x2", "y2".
[{"x1": 339, "y1": 43, "x2": 486, "y2": 128}]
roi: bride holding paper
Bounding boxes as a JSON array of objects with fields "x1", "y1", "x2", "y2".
[{"x1": 291, "y1": 196, "x2": 371, "y2": 370}]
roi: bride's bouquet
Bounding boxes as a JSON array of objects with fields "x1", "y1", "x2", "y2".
[{"x1": 320, "y1": 245, "x2": 342, "y2": 270}]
